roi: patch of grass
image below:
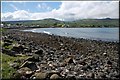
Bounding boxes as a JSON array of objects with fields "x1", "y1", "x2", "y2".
[
  {"x1": 2, "y1": 40, "x2": 19, "y2": 50},
  {"x1": 4, "y1": 45, "x2": 13, "y2": 50},
  {"x1": 0, "y1": 28, "x2": 7, "y2": 32},
  {"x1": 1, "y1": 53, "x2": 30, "y2": 79}
]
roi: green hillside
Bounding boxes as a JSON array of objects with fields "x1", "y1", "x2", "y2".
[{"x1": 2, "y1": 18, "x2": 119, "y2": 28}]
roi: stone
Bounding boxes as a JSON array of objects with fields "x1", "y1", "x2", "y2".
[
  {"x1": 4, "y1": 39, "x2": 13, "y2": 43},
  {"x1": 13, "y1": 67, "x2": 33, "y2": 79},
  {"x1": 87, "y1": 73, "x2": 95, "y2": 78},
  {"x1": 103, "y1": 52, "x2": 107, "y2": 56},
  {"x1": 79, "y1": 61, "x2": 86, "y2": 66},
  {"x1": 26, "y1": 55, "x2": 39, "y2": 62},
  {"x1": 48, "y1": 51, "x2": 54, "y2": 55},
  {"x1": 2, "y1": 49, "x2": 17, "y2": 56},
  {"x1": 20, "y1": 61, "x2": 38, "y2": 71},
  {"x1": 47, "y1": 70, "x2": 60, "y2": 77},
  {"x1": 50, "y1": 74, "x2": 61, "y2": 79},
  {"x1": 35, "y1": 49, "x2": 43, "y2": 56},
  {"x1": 3, "y1": 42, "x2": 12, "y2": 47},
  {"x1": 64, "y1": 57, "x2": 76, "y2": 65},
  {"x1": 107, "y1": 60, "x2": 112, "y2": 65},
  {"x1": 67, "y1": 74, "x2": 76, "y2": 80},
  {"x1": 31, "y1": 72, "x2": 48, "y2": 79},
  {"x1": 24, "y1": 48, "x2": 32, "y2": 53},
  {"x1": 9, "y1": 62, "x2": 19, "y2": 69},
  {"x1": 12, "y1": 45, "x2": 25, "y2": 53}
]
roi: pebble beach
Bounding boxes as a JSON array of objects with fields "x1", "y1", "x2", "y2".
[{"x1": 2, "y1": 29, "x2": 119, "y2": 79}]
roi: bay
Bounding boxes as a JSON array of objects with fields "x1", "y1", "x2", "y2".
[{"x1": 23, "y1": 28, "x2": 119, "y2": 42}]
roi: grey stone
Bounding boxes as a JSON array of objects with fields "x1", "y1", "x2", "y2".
[
  {"x1": 20, "y1": 61, "x2": 38, "y2": 71},
  {"x1": 50, "y1": 74, "x2": 61, "y2": 79},
  {"x1": 31, "y1": 72, "x2": 48, "y2": 79}
]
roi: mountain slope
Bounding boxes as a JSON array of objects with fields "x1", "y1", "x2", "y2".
[{"x1": 2, "y1": 18, "x2": 119, "y2": 28}]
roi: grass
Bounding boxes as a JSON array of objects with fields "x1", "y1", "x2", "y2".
[
  {"x1": 1, "y1": 40, "x2": 31, "y2": 79},
  {"x1": 1, "y1": 53, "x2": 30, "y2": 79},
  {"x1": 0, "y1": 28, "x2": 7, "y2": 32},
  {"x1": 4, "y1": 45, "x2": 13, "y2": 50}
]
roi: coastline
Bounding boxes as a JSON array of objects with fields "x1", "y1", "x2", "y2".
[{"x1": 1, "y1": 28, "x2": 119, "y2": 79}]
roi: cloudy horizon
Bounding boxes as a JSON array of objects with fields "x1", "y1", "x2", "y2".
[{"x1": 1, "y1": 1, "x2": 119, "y2": 21}]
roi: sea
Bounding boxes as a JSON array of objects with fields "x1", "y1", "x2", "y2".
[{"x1": 23, "y1": 28, "x2": 119, "y2": 42}]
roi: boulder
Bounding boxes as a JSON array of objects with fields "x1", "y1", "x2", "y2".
[
  {"x1": 26, "y1": 55, "x2": 39, "y2": 62},
  {"x1": 62, "y1": 57, "x2": 76, "y2": 66},
  {"x1": 2, "y1": 49, "x2": 17, "y2": 56},
  {"x1": 35, "y1": 49, "x2": 43, "y2": 56},
  {"x1": 49, "y1": 70, "x2": 60, "y2": 74},
  {"x1": 20, "y1": 61, "x2": 38, "y2": 71},
  {"x1": 13, "y1": 67, "x2": 33, "y2": 79},
  {"x1": 31, "y1": 72, "x2": 48, "y2": 79},
  {"x1": 12, "y1": 45, "x2": 25, "y2": 53},
  {"x1": 50, "y1": 74, "x2": 61, "y2": 79}
]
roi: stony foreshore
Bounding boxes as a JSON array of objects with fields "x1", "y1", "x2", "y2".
[{"x1": 2, "y1": 29, "x2": 119, "y2": 79}]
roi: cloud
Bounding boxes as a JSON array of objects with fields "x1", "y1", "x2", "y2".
[
  {"x1": 2, "y1": 10, "x2": 31, "y2": 21},
  {"x1": 53, "y1": 1, "x2": 119, "y2": 20},
  {"x1": 9, "y1": 4, "x2": 18, "y2": 11},
  {"x1": 2, "y1": 1, "x2": 119, "y2": 21},
  {"x1": 37, "y1": 3, "x2": 52, "y2": 11}
]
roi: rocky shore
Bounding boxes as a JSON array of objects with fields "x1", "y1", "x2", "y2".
[{"x1": 2, "y1": 29, "x2": 119, "y2": 79}]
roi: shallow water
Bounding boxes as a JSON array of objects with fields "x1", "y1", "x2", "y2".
[{"x1": 23, "y1": 28, "x2": 119, "y2": 42}]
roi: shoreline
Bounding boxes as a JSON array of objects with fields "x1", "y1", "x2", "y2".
[
  {"x1": 1, "y1": 28, "x2": 119, "y2": 79},
  {"x1": 21, "y1": 27, "x2": 119, "y2": 43}
]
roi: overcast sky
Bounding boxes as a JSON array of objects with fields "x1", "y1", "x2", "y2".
[{"x1": 1, "y1": 1, "x2": 119, "y2": 21}]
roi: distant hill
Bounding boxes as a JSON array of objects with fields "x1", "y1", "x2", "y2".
[{"x1": 2, "y1": 18, "x2": 119, "y2": 28}]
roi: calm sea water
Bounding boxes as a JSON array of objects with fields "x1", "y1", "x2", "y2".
[{"x1": 23, "y1": 28, "x2": 119, "y2": 42}]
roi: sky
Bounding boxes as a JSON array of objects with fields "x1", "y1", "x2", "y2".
[{"x1": 1, "y1": 1, "x2": 119, "y2": 21}]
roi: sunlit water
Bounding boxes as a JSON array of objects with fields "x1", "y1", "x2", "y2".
[{"x1": 23, "y1": 28, "x2": 119, "y2": 42}]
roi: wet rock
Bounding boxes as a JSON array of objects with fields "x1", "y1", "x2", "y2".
[
  {"x1": 20, "y1": 61, "x2": 38, "y2": 71},
  {"x1": 35, "y1": 49, "x2": 43, "y2": 56},
  {"x1": 31, "y1": 72, "x2": 48, "y2": 79},
  {"x1": 50, "y1": 74, "x2": 61, "y2": 79}
]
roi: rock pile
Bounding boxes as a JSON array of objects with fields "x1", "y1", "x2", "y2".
[{"x1": 2, "y1": 29, "x2": 119, "y2": 79}]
